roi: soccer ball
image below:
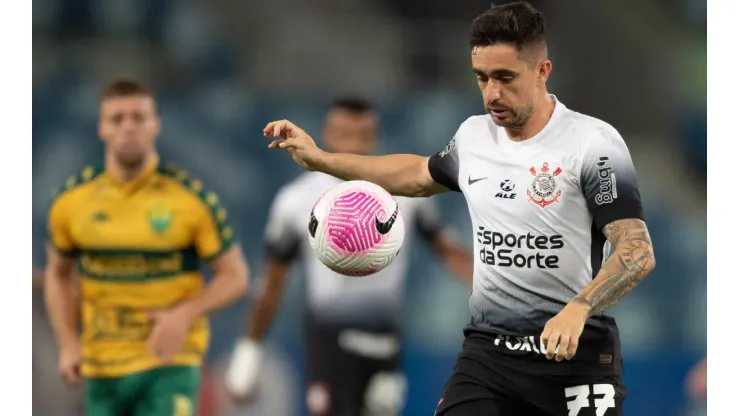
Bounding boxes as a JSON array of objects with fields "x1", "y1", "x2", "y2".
[{"x1": 308, "y1": 180, "x2": 406, "y2": 276}]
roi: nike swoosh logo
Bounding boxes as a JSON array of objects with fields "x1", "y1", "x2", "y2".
[
  {"x1": 375, "y1": 204, "x2": 399, "y2": 235},
  {"x1": 468, "y1": 175, "x2": 487, "y2": 185},
  {"x1": 308, "y1": 208, "x2": 319, "y2": 237}
]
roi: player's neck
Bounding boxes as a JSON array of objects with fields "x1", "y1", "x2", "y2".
[
  {"x1": 105, "y1": 152, "x2": 158, "y2": 183},
  {"x1": 504, "y1": 94, "x2": 556, "y2": 142}
]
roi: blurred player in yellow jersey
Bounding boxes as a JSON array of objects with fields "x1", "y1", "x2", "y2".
[{"x1": 44, "y1": 78, "x2": 250, "y2": 416}]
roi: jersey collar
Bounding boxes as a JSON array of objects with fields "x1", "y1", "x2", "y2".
[
  {"x1": 499, "y1": 94, "x2": 566, "y2": 149},
  {"x1": 105, "y1": 154, "x2": 160, "y2": 193}
]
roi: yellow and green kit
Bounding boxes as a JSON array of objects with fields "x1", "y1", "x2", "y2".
[{"x1": 47, "y1": 157, "x2": 235, "y2": 415}]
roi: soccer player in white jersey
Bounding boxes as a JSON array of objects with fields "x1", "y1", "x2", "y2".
[
  {"x1": 258, "y1": 3, "x2": 656, "y2": 415},
  {"x1": 226, "y1": 98, "x2": 473, "y2": 416}
]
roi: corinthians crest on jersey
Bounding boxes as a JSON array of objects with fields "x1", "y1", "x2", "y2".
[{"x1": 526, "y1": 162, "x2": 563, "y2": 208}]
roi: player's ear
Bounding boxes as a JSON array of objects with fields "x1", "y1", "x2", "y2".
[{"x1": 538, "y1": 59, "x2": 552, "y2": 84}]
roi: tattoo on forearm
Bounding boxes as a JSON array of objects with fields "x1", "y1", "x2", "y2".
[{"x1": 579, "y1": 219, "x2": 655, "y2": 315}]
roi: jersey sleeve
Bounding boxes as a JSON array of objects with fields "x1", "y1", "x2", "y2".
[
  {"x1": 193, "y1": 189, "x2": 236, "y2": 261},
  {"x1": 263, "y1": 189, "x2": 302, "y2": 263},
  {"x1": 413, "y1": 198, "x2": 444, "y2": 243},
  {"x1": 47, "y1": 195, "x2": 78, "y2": 257},
  {"x1": 580, "y1": 127, "x2": 644, "y2": 230},
  {"x1": 427, "y1": 133, "x2": 462, "y2": 192}
]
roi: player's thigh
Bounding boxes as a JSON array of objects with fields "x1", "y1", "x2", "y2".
[
  {"x1": 521, "y1": 373, "x2": 626, "y2": 416},
  {"x1": 85, "y1": 377, "x2": 127, "y2": 416},
  {"x1": 434, "y1": 354, "x2": 516, "y2": 416},
  {"x1": 132, "y1": 366, "x2": 201, "y2": 416}
]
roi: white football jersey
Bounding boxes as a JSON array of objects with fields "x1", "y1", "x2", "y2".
[
  {"x1": 428, "y1": 96, "x2": 644, "y2": 337},
  {"x1": 263, "y1": 171, "x2": 446, "y2": 329}
]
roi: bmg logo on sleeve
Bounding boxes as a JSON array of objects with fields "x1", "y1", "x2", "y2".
[
  {"x1": 438, "y1": 137, "x2": 457, "y2": 157},
  {"x1": 595, "y1": 157, "x2": 618, "y2": 205},
  {"x1": 476, "y1": 227, "x2": 563, "y2": 269}
]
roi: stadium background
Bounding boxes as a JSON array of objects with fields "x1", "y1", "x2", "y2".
[{"x1": 31, "y1": 0, "x2": 706, "y2": 415}]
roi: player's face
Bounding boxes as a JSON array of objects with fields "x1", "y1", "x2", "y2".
[
  {"x1": 322, "y1": 109, "x2": 378, "y2": 155},
  {"x1": 98, "y1": 95, "x2": 160, "y2": 168},
  {"x1": 472, "y1": 44, "x2": 550, "y2": 128}
]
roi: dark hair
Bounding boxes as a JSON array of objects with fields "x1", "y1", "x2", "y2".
[
  {"x1": 329, "y1": 96, "x2": 374, "y2": 114},
  {"x1": 100, "y1": 78, "x2": 154, "y2": 101},
  {"x1": 469, "y1": 2, "x2": 546, "y2": 51}
]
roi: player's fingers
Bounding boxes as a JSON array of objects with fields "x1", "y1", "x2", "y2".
[
  {"x1": 268, "y1": 139, "x2": 284, "y2": 149},
  {"x1": 555, "y1": 336, "x2": 569, "y2": 362},
  {"x1": 62, "y1": 366, "x2": 79, "y2": 385},
  {"x1": 263, "y1": 120, "x2": 285, "y2": 136},
  {"x1": 263, "y1": 122, "x2": 277, "y2": 136},
  {"x1": 267, "y1": 120, "x2": 304, "y2": 138},
  {"x1": 279, "y1": 139, "x2": 302, "y2": 150},
  {"x1": 566, "y1": 337, "x2": 579, "y2": 360},
  {"x1": 545, "y1": 331, "x2": 560, "y2": 359},
  {"x1": 69, "y1": 365, "x2": 82, "y2": 386},
  {"x1": 272, "y1": 123, "x2": 282, "y2": 137},
  {"x1": 540, "y1": 325, "x2": 553, "y2": 345},
  {"x1": 59, "y1": 367, "x2": 70, "y2": 382},
  {"x1": 62, "y1": 371, "x2": 73, "y2": 384},
  {"x1": 272, "y1": 120, "x2": 290, "y2": 137}
]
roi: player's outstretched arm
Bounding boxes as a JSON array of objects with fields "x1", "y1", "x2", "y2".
[
  {"x1": 572, "y1": 218, "x2": 656, "y2": 315},
  {"x1": 264, "y1": 120, "x2": 447, "y2": 197}
]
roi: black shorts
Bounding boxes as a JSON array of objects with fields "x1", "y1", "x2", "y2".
[
  {"x1": 305, "y1": 323, "x2": 401, "y2": 416},
  {"x1": 435, "y1": 330, "x2": 627, "y2": 416}
]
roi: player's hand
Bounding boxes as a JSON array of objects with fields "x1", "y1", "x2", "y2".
[
  {"x1": 58, "y1": 341, "x2": 83, "y2": 386},
  {"x1": 541, "y1": 301, "x2": 590, "y2": 362},
  {"x1": 147, "y1": 306, "x2": 193, "y2": 363},
  {"x1": 225, "y1": 338, "x2": 263, "y2": 404},
  {"x1": 263, "y1": 119, "x2": 325, "y2": 171}
]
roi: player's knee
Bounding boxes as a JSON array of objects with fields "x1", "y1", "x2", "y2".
[
  {"x1": 363, "y1": 372, "x2": 407, "y2": 416},
  {"x1": 306, "y1": 382, "x2": 332, "y2": 416}
]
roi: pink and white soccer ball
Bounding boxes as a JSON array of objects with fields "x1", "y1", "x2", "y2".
[{"x1": 308, "y1": 180, "x2": 406, "y2": 277}]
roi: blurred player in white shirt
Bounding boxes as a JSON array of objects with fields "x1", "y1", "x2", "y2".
[{"x1": 226, "y1": 98, "x2": 472, "y2": 416}]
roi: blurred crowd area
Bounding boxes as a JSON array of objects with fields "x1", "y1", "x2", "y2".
[{"x1": 32, "y1": 1, "x2": 706, "y2": 415}]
